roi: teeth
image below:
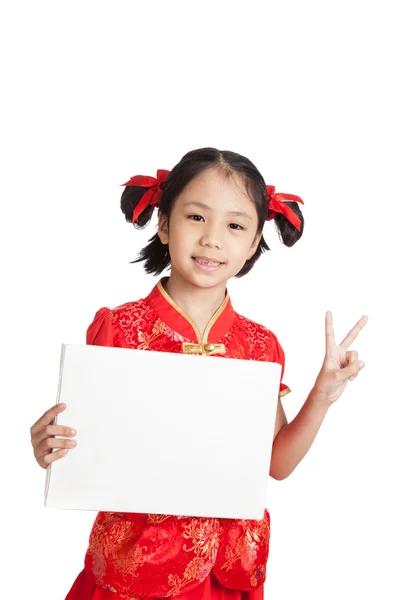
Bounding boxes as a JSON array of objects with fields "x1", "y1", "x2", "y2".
[{"x1": 195, "y1": 258, "x2": 221, "y2": 266}]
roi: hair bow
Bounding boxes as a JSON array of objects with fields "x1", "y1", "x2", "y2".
[
  {"x1": 266, "y1": 185, "x2": 304, "y2": 231},
  {"x1": 121, "y1": 169, "x2": 170, "y2": 223}
]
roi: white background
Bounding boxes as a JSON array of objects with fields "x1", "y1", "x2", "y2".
[{"x1": 1, "y1": 1, "x2": 399, "y2": 598}]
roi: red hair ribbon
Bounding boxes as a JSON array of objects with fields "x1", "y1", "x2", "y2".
[
  {"x1": 121, "y1": 169, "x2": 170, "y2": 223},
  {"x1": 266, "y1": 185, "x2": 304, "y2": 231}
]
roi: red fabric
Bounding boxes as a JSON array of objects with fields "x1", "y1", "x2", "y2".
[
  {"x1": 66, "y1": 568, "x2": 265, "y2": 600},
  {"x1": 120, "y1": 169, "x2": 170, "y2": 223},
  {"x1": 265, "y1": 185, "x2": 304, "y2": 231},
  {"x1": 66, "y1": 277, "x2": 291, "y2": 599}
]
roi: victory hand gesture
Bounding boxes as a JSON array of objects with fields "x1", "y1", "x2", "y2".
[{"x1": 313, "y1": 312, "x2": 368, "y2": 404}]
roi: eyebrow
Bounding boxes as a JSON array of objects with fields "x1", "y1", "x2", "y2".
[{"x1": 182, "y1": 201, "x2": 253, "y2": 221}]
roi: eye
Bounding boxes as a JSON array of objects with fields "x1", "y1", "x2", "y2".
[
  {"x1": 229, "y1": 223, "x2": 244, "y2": 230},
  {"x1": 188, "y1": 214, "x2": 204, "y2": 222}
]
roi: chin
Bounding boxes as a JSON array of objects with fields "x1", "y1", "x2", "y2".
[
  {"x1": 171, "y1": 266, "x2": 223, "y2": 290},
  {"x1": 189, "y1": 267, "x2": 235, "y2": 289}
]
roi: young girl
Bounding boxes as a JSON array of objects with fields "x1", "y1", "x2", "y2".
[{"x1": 30, "y1": 147, "x2": 367, "y2": 600}]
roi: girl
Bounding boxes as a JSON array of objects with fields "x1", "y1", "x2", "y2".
[{"x1": 30, "y1": 147, "x2": 367, "y2": 600}]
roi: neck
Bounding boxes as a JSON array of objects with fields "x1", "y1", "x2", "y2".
[{"x1": 163, "y1": 271, "x2": 227, "y2": 336}]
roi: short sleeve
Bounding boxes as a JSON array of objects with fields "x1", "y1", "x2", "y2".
[
  {"x1": 269, "y1": 330, "x2": 291, "y2": 398},
  {"x1": 86, "y1": 307, "x2": 114, "y2": 347}
]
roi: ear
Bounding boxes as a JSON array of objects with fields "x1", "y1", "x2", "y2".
[
  {"x1": 157, "y1": 212, "x2": 169, "y2": 245},
  {"x1": 247, "y1": 231, "x2": 262, "y2": 260}
]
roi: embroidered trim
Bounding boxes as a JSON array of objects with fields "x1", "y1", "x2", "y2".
[{"x1": 157, "y1": 281, "x2": 230, "y2": 346}]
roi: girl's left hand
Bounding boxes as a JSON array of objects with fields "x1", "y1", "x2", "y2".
[{"x1": 313, "y1": 311, "x2": 368, "y2": 404}]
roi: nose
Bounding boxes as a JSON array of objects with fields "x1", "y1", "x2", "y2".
[{"x1": 199, "y1": 223, "x2": 223, "y2": 249}]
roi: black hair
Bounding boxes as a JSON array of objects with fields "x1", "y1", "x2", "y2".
[{"x1": 120, "y1": 147, "x2": 304, "y2": 278}]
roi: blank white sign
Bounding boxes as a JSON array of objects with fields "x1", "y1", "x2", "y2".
[{"x1": 45, "y1": 343, "x2": 281, "y2": 519}]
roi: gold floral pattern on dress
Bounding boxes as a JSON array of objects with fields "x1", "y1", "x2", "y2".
[
  {"x1": 220, "y1": 518, "x2": 270, "y2": 575},
  {"x1": 137, "y1": 318, "x2": 167, "y2": 349},
  {"x1": 250, "y1": 564, "x2": 266, "y2": 587},
  {"x1": 160, "y1": 519, "x2": 222, "y2": 596},
  {"x1": 166, "y1": 557, "x2": 214, "y2": 597},
  {"x1": 164, "y1": 327, "x2": 189, "y2": 343},
  {"x1": 182, "y1": 518, "x2": 222, "y2": 560},
  {"x1": 111, "y1": 544, "x2": 147, "y2": 585},
  {"x1": 147, "y1": 514, "x2": 173, "y2": 524},
  {"x1": 87, "y1": 513, "x2": 147, "y2": 582}
]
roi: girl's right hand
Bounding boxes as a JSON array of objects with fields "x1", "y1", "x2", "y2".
[{"x1": 30, "y1": 403, "x2": 77, "y2": 469}]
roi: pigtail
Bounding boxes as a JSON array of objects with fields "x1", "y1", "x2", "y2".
[
  {"x1": 120, "y1": 186, "x2": 157, "y2": 229},
  {"x1": 131, "y1": 232, "x2": 170, "y2": 275},
  {"x1": 120, "y1": 184, "x2": 171, "y2": 275},
  {"x1": 273, "y1": 203, "x2": 304, "y2": 247},
  {"x1": 266, "y1": 181, "x2": 305, "y2": 247}
]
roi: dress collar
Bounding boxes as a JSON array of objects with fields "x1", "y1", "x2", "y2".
[{"x1": 146, "y1": 276, "x2": 235, "y2": 345}]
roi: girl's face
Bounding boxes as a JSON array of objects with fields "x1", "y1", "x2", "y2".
[{"x1": 158, "y1": 167, "x2": 262, "y2": 289}]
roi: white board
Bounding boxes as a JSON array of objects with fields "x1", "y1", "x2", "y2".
[{"x1": 45, "y1": 343, "x2": 281, "y2": 519}]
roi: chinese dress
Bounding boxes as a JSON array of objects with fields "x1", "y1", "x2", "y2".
[{"x1": 66, "y1": 277, "x2": 290, "y2": 600}]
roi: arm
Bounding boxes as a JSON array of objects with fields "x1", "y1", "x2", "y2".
[
  {"x1": 269, "y1": 388, "x2": 331, "y2": 480},
  {"x1": 269, "y1": 311, "x2": 368, "y2": 481}
]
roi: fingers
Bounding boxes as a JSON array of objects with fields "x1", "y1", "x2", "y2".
[
  {"x1": 339, "y1": 315, "x2": 368, "y2": 350},
  {"x1": 32, "y1": 423, "x2": 77, "y2": 446},
  {"x1": 30, "y1": 403, "x2": 78, "y2": 470},
  {"x1": 342, "y1": 358, "x2": 366, "y2": 382},
  {"x1": 36, "y1": 435, "x2": 77, "y2": 456},
  {"x1": 33, "y1": 430, "x2": 78, "y2": 469},
  {"x1": 346, "y1": 350, "x2": 358, "y2": 364},
  {"x1": 40, "y1": 448, "x2": 70, "y2": 469},
  {"x1": 325, "y1": 311, "x2": 336, "y2": 353},
  {"x1": 30, "y1": 403, "x2": 67, "y2": 437},
  {"x1": 346, "y1": 350, "x2": 358, "y2": 381}
]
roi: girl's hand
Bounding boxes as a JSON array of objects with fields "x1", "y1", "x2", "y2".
[
  {"x1": 30, "y1": 403, "x2": 77, "y2": 469},
  {"x1": 313, "y1": 311, "x2": 368, "y2": 405}
]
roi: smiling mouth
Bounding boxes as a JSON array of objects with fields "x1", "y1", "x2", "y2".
[
  {"x1": 192, "y1": 257, "x2": 224, "y2": 266},
  {"x1": 192, "y1": 257, "x2": 225, "y2": 269}
]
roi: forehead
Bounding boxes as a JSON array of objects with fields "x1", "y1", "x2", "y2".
[{"x1": 177, "y1": 167, "x2": 254, "y2": 208}]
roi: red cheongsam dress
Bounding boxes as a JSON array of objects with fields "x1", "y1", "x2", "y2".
[{"x1": 65, "y1": 276, "x2": 291, "y2": 600}]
